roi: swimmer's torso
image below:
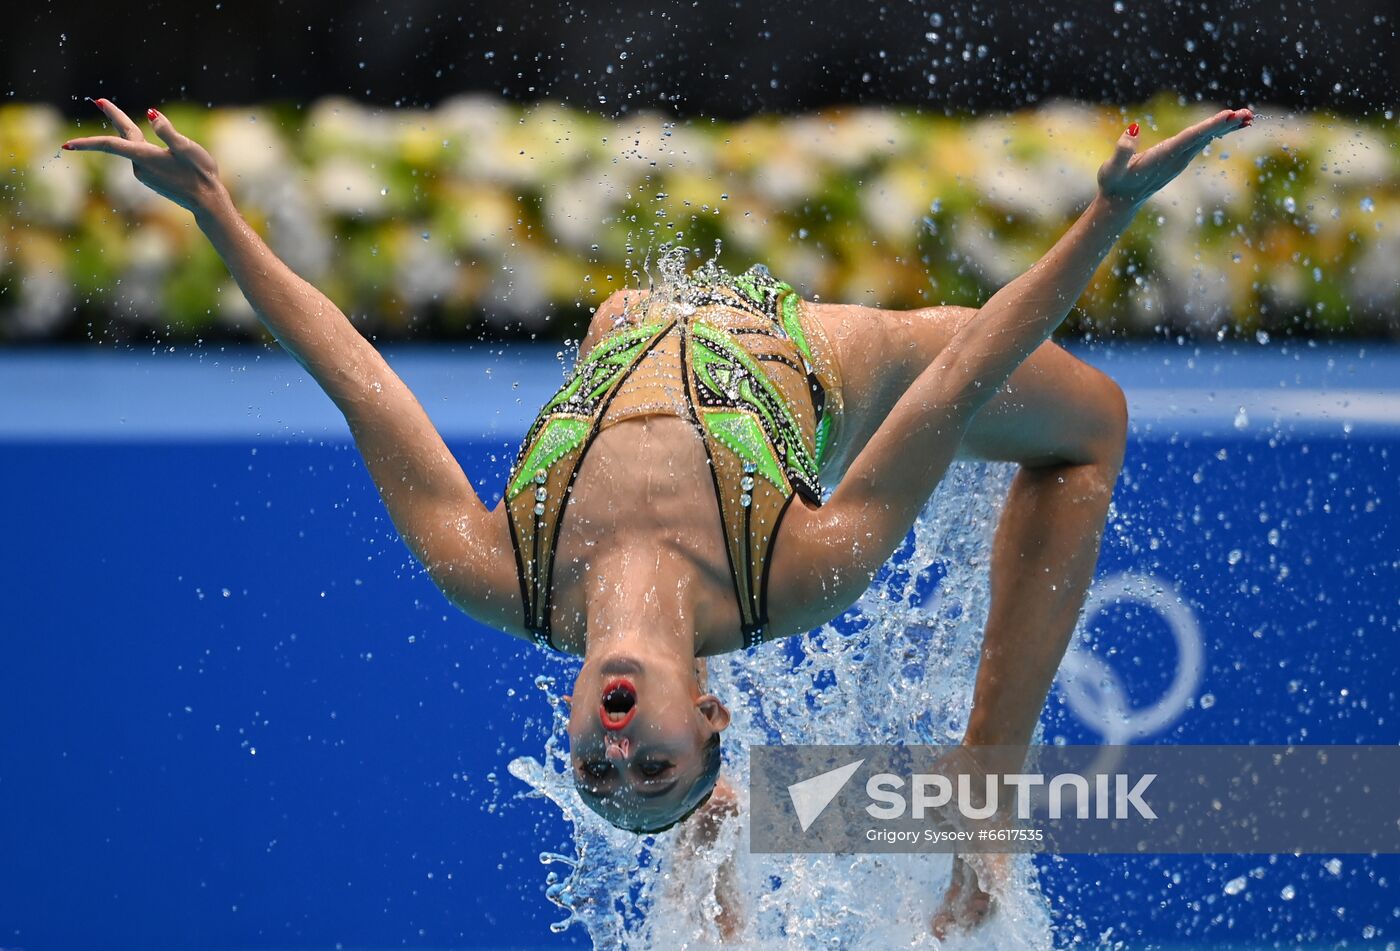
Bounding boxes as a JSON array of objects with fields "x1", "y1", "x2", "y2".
[{"x1": 502, "y1": 265, "x2": 843, "y2": 654}]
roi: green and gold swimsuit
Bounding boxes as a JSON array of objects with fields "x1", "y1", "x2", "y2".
[{"x1": 504, "y1": 265, "x2": 843, "y2": 652}]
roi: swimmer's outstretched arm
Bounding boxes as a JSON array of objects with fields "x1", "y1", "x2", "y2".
[
  {"x1": 783, "y1": 108, "x2": 1254, "y2": 617},
  {"x1": 63, "y1": 101, "x2": 520, "y2": 630}
]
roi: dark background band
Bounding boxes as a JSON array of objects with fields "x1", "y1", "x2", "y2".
[{"x1": 12, "y1": 0, "x2": 1393, "y2": 116}]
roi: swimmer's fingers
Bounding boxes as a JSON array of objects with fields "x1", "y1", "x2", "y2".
[
  {"x1": 89, "y1": 97, "x2": 147, "y2": 143},
  {"x1": 1142, "y1": 108, "x2": 1254, "y2": 173},
  {"x1": 1095, "y1": 122, "x2": 1142, "y2": 196},
  {"x1": 61, "y1": 135, "x2": 165, "y2": 162},
  {"x1": 1137, "y1": 108, "x2": 1253, "y2": 174},
  {"x1": 1158, "y1": 107, "x2": 1253, "y2": 157},
  {"x1": 146, "y1": 108, "x2": 200, "y2": 158},
  {"x1": 1098, "y1": 107, "x2": 1252, "y2": 205},
  {"x1": 63, "y1": 100, "x2": 224, "y2": 214},
  {"x1": 1101, "y1": 123, "x2": 1140, "y2": 177}
]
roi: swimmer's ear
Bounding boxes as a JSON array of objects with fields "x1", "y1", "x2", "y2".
[{"x1": 696, "y1": 694, "x2": 731, "y2": 732}]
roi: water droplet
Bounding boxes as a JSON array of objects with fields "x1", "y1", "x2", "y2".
[
  {"x1": 1200, "y1": 693, "x2": 1216, "y2": 709},
  {"x1": 1227, "y1": 549, "x2": 1243, "y2": 565},
  {"x1": 1224, "y1": 875, "x2": 1247, "y2": 896}
]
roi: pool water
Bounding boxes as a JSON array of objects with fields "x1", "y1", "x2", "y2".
[{"x1": 1, "y1": 343, "x2": 1395, "y2": 949}]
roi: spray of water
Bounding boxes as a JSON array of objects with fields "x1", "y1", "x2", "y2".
[{"x1": 508, "y1": 257, "x2": 1054, "y2": 948}]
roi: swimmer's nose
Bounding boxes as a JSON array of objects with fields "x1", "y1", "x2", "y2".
[{"x1": 604, "y1": 733, "x2": 630, "y2": 761}]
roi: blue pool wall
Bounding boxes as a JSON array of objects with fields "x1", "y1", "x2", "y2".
[{"x1": 1, "y1": 343, "x2": 1396, "y2": 949}]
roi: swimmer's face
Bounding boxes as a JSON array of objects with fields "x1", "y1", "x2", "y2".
[{"x1": 567, "y1": 657, "x2": 729, "y2": 832}]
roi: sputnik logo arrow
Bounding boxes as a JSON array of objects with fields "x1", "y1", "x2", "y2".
[{"x1": 787, "y1": 759, "x2": 864, "y2": 832}]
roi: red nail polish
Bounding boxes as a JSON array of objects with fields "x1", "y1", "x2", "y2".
[
  {"x1": 61, "y1": 143, "x2": 74, "y2": 150},
  {"x1": 93, "y1": 98, "x2": 108, "y2": 109},
  {"x1": 1127, "y1": 122, "x2": 1140, "y2": 137},
  {"x1": 147, "y1": 108, "x2": 159, "y2": 121}
]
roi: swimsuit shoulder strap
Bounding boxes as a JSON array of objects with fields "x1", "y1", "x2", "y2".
[{"x1": 505, "y1": 318, "x2": 676, "y2": 649}]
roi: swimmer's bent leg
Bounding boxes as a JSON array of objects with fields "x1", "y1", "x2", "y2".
[
  {"x1": 948, "y1": 344, "x2": 1127, "y2": 938},
  {"x1": 955, "y1": 347, "x2": 1128, "y2": 759},
  {"x1": 826, "y1": 311, "x2": 1127, "y2": 938},
  {"x1": 833, "y1": 306, "x2": 1129, "y2": 758}
]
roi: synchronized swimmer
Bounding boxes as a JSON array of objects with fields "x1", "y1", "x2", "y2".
[{"x1": 64, "y1": 98, "x2": 1252, "y2": 936}]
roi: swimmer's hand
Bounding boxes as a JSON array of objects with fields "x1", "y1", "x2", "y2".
[
  {"x1": 61, "y1": 99, "x2": 225, "y2": 215},
  {"x1": 1096, "y1": 108, "x2": 1253, "y2": 210},
  {"x1": 931, "y1": 853, "x2": 1007, "y2": 939}
]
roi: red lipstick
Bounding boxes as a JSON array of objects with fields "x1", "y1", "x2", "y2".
[{"x1": 599, "y1": 678, "x2": 638, "y2": 732}]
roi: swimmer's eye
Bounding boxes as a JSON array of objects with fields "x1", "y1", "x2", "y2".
[
  {"x1": 638, "y1": 760, "x2": 672, "y2": 778},
  {"x1": 581, "y1": 760, "x2": 611, "y2": 779}
]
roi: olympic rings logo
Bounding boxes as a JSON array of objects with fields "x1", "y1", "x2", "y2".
[{"x1": 1055, "y1": 571, "x2": 1205, "y2": 743}]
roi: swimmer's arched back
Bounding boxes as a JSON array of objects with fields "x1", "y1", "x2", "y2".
[{"x1": 64, "y1": 98, "x2": 1254, "y2": 936}]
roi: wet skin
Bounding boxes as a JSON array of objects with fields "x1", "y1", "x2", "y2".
[{"x1": 66, "y1": 99, "x2": 1253, "y2": 934}]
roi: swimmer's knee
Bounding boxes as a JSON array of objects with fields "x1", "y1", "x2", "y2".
[{"x1": 1083, "y1": 368, "x2": 1129, "y2": 468}]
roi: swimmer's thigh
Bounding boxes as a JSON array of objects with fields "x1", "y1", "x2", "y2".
[
  {"x1": 808, "y1": 301, "x2": 1126, "y2": 477},
  {"x1": 804, "y1": 302, "x2": 974, "y2": 482}
]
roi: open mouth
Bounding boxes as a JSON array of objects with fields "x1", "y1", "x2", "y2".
[{"x1": 599, "y1": 678, "x2": 638, "y2": 731}]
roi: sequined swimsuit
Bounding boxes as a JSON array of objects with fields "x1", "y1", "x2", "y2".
[{"x1": 504, "y1": 265, "x2": 844, "y2": 652}]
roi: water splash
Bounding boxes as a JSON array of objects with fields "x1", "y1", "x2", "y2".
[{"x1": 508, "y1": 258, "x2": 1053, "y2": 948}]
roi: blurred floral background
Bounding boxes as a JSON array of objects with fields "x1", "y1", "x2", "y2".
[{"x1": 3, "y1": 95, "x2": 1395, "y2": 343}]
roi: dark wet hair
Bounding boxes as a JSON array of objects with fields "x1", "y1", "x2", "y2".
[{"x1": 624, "y1": 732, "x2": 722, "y2": 835}]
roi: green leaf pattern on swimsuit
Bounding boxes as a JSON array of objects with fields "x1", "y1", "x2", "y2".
[
  {"x1": 690, "y1": 321, "x2": 819, "y2": 485},
  {"x1": 511, "y1": 321, "x2": 670, "y2": 499},
  {"x1": 730, "y1": 272, "x2": 765, "y2": 306},
  {"x1": 778, "y1": 292, "x2": 813, "y2": 369},
  {"x1": 727, "y1": 269, "x2": 829, "y2": 468},
  {"x1": 700, "y1": 410, "x2": 788, "y2": 491},
  {"x1": 508, "y1": 268, "x2": 828, "y2": 510},
  {"x1": 507, "y1": 416, "x2": 589, "y2": 499},
  {"x1": 543, "y1": 322, "x2": 664, "y2": 414}
]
